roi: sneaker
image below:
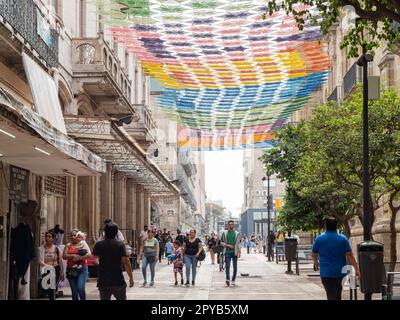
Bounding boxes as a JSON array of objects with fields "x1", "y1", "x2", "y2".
[
  {"x1": 181, "y1": 279, "x2": 184, "y2": 285},
  {"x1": 225, "y1": 280, "x2": 230, "y2": 286},
  {"x1": 150, "y1": 282, "x2": 154, "y2": 287},
  {"x1": 142, "y1": 282, "x2": 147, "y2": 287},
  {"x1": 191, "y1": 280, "x2": 195, "y2": 286},
  {"x1": 185, "y1": 281, "x2": 190, "y2": 286},
  {"x1": 174, "y1": 281, "x2": 178, "y2": 286},
  {"x1": 231, "y1": 280, "x2": 236, "y2": 286}
]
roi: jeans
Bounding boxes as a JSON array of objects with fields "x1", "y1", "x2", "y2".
[
  {"x1": 184, "y1": 255, "x2": 197, "y2": 282},
  {"x1": 67, "y1": 266, "x2": 88, "y2": 300},
  {"x1": 159, "y1": 247, "x2": 165, "y2": 263},
  {"x1": 225, "y1": 252, "x2": 238, "y2": 281},
  {"x1": 142, "y1": 255, "x2": 156, "y2": 283},
  {"x1": 321, "y1": 278, "x2": 343, "y2": 300},
  {"x1": 99, "y1": 284, "x2": 127, "y2": 300}
]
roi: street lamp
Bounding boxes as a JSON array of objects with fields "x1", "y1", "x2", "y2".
[
  {"x1": 356, "y1": 45, "x2": 374, "y2": 243},
  {"x1": 262, "y1": 175, "x2": 272, "y2": 261}
]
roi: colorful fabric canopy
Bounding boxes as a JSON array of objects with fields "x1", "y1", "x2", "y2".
[{"x1": 92, "y1": 0, "x2": 330, "y2": 150}]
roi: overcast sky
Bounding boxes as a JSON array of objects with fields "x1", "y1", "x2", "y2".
[{"x1": 204, "y1": 150, "x2": 244, "y2": 217}]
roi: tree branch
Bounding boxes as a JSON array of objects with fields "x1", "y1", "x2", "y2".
[
  {"x1": 339, "y1": 0, "x2": 400, "y2": 22},
  {"x1": 335, "y1": 169, "x2": 363, "y2": 189}
]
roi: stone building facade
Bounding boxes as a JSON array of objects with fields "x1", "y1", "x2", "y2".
[
  {"x1": 241, "y1": 148, "x2": 286, "y2": 238},
  {"x1": 0, "y1": 0, "x2": 205, "y2": 299}
]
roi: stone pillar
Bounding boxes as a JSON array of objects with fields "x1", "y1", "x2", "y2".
[
  {"x1": 144, "y1": 190, "x2": 151, "y2": 227},
  {"x1": 66, "y1": 176, "x2": 78, "y2": 235},
  {"x1": 114, "y1": 172, "x2": 127, "y2": 229},
  {"x1": 88, "y1": 176, "x2": 100, "y2": 244},
  {"x1": 126, "y1": 179, "x2": 136, "y2": 233},
  {"x1": 100, "y1": 162, "x2": 114, "y2": 224},
  {"x1": 136, "y1": 185, "x2": 145, "y2": 233},
  {"x1": 77, "y1": 177, "x2": 89, "y2": 235},
  {"x1": 0, "y1": 162, "x2": 10, "y2": 299}
]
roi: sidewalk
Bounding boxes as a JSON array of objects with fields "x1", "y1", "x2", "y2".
[{"x1": 57, "y1": 249, "x2": 337, "y2": 300}]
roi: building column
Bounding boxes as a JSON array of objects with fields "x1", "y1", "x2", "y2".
[
  {"x1": 66, "y1": 176, "x2": 78, "y2": 234},
  {"x1": 100, "y1": 162, "x2": 114, "y2": 224},
  {"x1": 0, "y1": 162, "x2": 10, "y2": 299},
  {"x1": 136, "y1": 185, "x2": 145, "y2": 233},
  {"x1": 114, "y1": 172, "x2": 127, "y2": 229},
  {"x1": 88, "y1": 176, "x2": 100, "y2": 244},
  {"x1": 144, "y1": 190, "x2": 151, "y2": 227},
  {"x1": 126, "y1": 179, "x2": 136, "y2": 232}
]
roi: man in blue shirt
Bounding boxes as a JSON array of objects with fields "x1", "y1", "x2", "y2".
[{"x1": 312, "y1": 217, "x2": 360, "y2": 300}]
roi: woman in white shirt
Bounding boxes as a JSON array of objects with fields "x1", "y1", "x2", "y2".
[{"x1": 39, "y1": 231, "x2": 65, "y2": 300}]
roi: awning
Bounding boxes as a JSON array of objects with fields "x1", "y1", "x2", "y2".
[
  {"x1": 64, "y1": 116, "x2": 180, "y2": 196},
  {"x1": 0, "y1": 87, "x2": 106, "y2": 175}
]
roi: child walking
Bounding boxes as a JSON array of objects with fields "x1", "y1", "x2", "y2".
[{"x1": 171, "y1": 240, "x2": 184, "y2": 286}]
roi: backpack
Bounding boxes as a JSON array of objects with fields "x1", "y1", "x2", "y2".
[{"x1": 197, "y1": 248, "x2": 206, "y2": 261}]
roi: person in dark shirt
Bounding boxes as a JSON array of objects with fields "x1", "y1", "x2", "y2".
[
  {"x1": 175, "y1": 229, "x2": 186, "y2": 246},
  {"x1": 182, "y1": 229, "x2": 203, "y2": 286},
  {"x1": 93, "y1": 223, "x2": 134, "y2": 300}
]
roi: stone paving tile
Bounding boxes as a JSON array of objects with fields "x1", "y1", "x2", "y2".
[{"x1": 56, "y1": 249, "x2": 336, "y2": 300}]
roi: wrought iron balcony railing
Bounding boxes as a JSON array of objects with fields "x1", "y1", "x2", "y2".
[
  {"x1": 343, "y1": 62, "x2": 361, "y2": 98},
  {"x1": 0, "y1": 0, "x2": 59, "y2": 68},
  {"x1": 327, "y1": 86, "x2": 338, "y2": 102}
]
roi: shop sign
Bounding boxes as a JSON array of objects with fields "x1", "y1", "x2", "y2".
[{"x1": 9, "y1": 166, "x2": 29, "y2": 203}]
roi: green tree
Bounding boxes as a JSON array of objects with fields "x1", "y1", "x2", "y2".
[
  {"x1": 264, "y1": 0, "x2": 400, "y2": 57},
  {"x1": 262, "y1": 87, "x2": 400, "y2": 270}
]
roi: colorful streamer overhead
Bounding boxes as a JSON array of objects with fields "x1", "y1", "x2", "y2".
[{"x1": 92, "y1": 0, "x2": 330, "y2": 150}]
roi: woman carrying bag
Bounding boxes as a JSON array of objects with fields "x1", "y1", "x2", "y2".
[{"x1": 140, "y1": 229, "x2": 159, "y2": 287}]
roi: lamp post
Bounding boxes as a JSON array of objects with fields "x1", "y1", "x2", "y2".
[
  {"x1": 356, "y1": 45, "x2": 375, "y2": 301},
  {"x1": 356, "y1": 45, "x2": 374, "y2": 243},
  {"x1": 262, "y1": 175, "x2": 272, "y2": 261}
]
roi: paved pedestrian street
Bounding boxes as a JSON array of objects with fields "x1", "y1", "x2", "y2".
[{"x1": 57, "y1": 251, "x2": 339, "y2": 300}]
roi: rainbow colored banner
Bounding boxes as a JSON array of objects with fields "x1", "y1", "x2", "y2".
[{"x1": 92, "y1": 0, "x2": 330, "y2": 150}]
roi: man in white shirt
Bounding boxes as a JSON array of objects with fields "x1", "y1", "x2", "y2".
[
  {"x1": 100, "y1": 218, "x2": 125, "y2": 242},
  {"x1": 139, "y1": 225, "x2": 149, "y2": 243}
]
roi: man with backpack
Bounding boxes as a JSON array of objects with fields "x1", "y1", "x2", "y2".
[{"x1": 220, "y1": 220, "x2": 241, "y2": 286}]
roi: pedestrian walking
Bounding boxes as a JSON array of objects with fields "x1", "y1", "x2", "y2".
[
  {"x1": 206, "y1": 232, "x2": 218, "y2": 264},
  {"x1": 99, "y1": 218, "x2": 125, "y2": 242},
  {"x1": 182, "y1": 229, "x2": 202, "y2": 286},
  {"x1": 165, "y1": 238, "x2": 173, "y2": 264},
  {"x1": 62, "y1": 229, "x2": 91, "y2": 300},
  {"x1": 175, "y1": 229, "x2": 186, "y2": 245},
  {"x1": 312, "y1": 217, "x2": 360, "y2": 300},
  {"x1": 92, "y1": 222, "x2": 134, "y2": 300},
  {"x1": 140, "y1": 229, "x2": 159, "y2": 287},
  {"x1": 39, "y1": 231, "x2": 65, "y2": 300},
  {"x1": 155, "y1": 230, "x2": 166, "y2": 263},
  {"x1": 139, "y1": 225, "x2": 149, "y2": 243},
  {"x1": 220, "y1": 220, "x2": 241, "y2": 286},
  {"x1": 170, "y1": 240, "x2": 184, "y2": 286}
]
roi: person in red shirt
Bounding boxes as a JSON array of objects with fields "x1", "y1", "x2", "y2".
[{"x1": 62, "y1": 229, "x2": 91, "y2": 300}]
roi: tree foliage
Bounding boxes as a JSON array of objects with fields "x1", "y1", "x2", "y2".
[
  {"x1": 260, "y1": 87, "x2": 400, "y2": 249},
  {"x1": 264, "y1": 0, "x2": 400, "y2": 57}
]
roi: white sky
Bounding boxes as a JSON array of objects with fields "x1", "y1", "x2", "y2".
[{"x1": 204, "y1": 150, "x2": 244, "y2": 217}]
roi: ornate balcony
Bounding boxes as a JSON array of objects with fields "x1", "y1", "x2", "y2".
[
  {"x1": 124, "y1": 103, "x2": 157, "y2": 150},
  {"x1": 0, "y1": 0, "x2": 59, "y2": 69},
  {"x1": 71, "y1": 35, "x2": 134, "y2": 116}
]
